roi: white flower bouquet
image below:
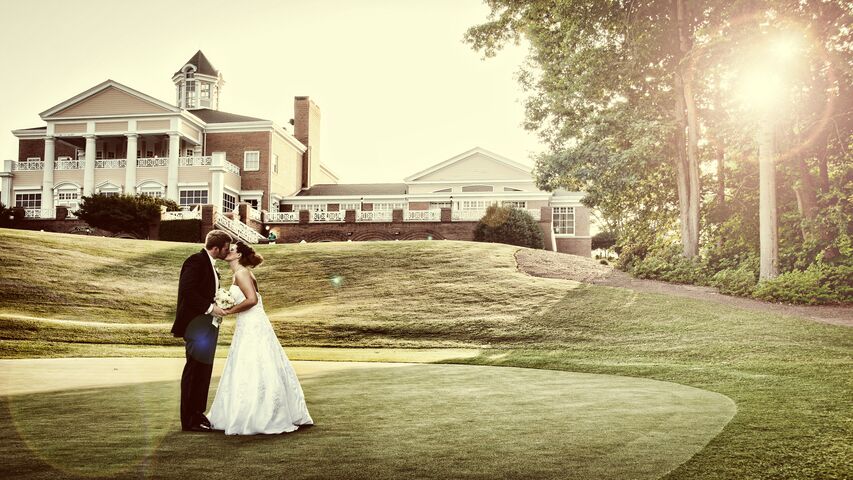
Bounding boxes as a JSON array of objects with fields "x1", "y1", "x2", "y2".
[{"x1": 212, "y1": 287, "x2": 236, "y2": 328}]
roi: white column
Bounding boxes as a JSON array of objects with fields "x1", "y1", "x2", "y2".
[
  {"x1": 1, "y1": 160, "x2": 13, "y2": 207},
  {"x1": 167, "y1": 134, "x2": 180, "y2": 202},
  {"x1": 42, "y1": 136, "x2": 55, "y2": 212},
  {"x1": 210, "y1": 152, "x2": 225, "y2": 213},
  {"x1": 83, "y1": 135, "x2": 96, "y2": 196},
  {"x1": 758, "y1": 118, "x2": 778, "y2": 280},
  {"x1": 125, "y1": 134, "x2": 138, "y2": 195}
]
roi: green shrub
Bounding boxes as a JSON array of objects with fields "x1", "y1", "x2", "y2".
[
  {"x1": 627, "y1": 245, "x2": 709, "y2": 284},
  {"x1": 753, "y1": 263, "x2": 853, "y2": 305},
  {"x1": 76, "y1": 194, "x2": 178, "y2": 238},
  {"x1": 474, "y1": 205, "x2": 543, "y2": 249},
  {"x1": 710, "y1": 259, "x2": 759, "y2": 297},
  {"x1": 159, "y1": 219, "x2": 202, "y2": 243}
]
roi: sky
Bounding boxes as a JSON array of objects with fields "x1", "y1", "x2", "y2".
[{"x1": 0, "y1": 0, "x2": 543, "y2": 183}]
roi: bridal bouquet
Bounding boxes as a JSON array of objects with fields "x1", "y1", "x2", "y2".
[{"x1": 212, "y1": 288, "x2": 236, "y2": 328}]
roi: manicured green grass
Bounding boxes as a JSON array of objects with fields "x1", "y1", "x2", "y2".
[
  {"x1": 0, "y1": 228, "x2": 851, "y2": 478},
  {"x1": 1, "y1": 364, "x2": 734, "y2": 480}
]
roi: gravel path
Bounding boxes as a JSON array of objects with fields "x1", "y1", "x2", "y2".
[{"x1": 515, "y1": 249, "x2": 853, "y2": 327}]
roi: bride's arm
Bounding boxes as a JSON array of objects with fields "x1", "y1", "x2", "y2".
[{"x1": 224, "y1": 269, "x2": 258, "y2": 315}]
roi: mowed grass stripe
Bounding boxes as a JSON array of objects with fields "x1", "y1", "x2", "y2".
[{"x1": 1, "y1": 364, "x2": 735, "y2": 480}]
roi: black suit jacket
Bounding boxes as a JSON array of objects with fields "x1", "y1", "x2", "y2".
[{"x1": 172, "y1": 249, "x2": 218, "y2": 337}]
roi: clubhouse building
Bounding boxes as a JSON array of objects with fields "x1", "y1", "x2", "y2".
[{"x1": 1, "y1": 51, "x2": 590, "y2": 256}]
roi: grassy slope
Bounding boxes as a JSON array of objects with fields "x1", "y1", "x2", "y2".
[{"x1": 0, "y1": 228, "x2": 851, "y2": 478}]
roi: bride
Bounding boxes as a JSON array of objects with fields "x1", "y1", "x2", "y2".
[{"x1": 207, "y1": 241, "x2": 313, "y2": 435}]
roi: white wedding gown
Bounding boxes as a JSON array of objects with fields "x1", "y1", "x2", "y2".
[{"x1": 207, "y1": 283, "x2": 313, "y2": 435}]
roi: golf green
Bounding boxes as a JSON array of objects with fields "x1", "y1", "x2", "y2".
[{"x1": 1, "y1": 362, "x2": 734, "y2": 479}]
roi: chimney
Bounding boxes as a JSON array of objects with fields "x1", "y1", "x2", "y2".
[{"x1": 293, "y1": 96, "x2": 321, "y2": 188}]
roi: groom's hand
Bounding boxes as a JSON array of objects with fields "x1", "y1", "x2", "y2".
[{"x1": 212, "y1": 306, "x2": 227, "y2": 317}]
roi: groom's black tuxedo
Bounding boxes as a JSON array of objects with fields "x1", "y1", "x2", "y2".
[
  {"x1": 172, "y1": 249, "x2": 218, "y2": 338},
  {"x1": 174, "y1": 248, "x2": 221, "y2": 431}
]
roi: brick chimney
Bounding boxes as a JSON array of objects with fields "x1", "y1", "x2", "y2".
[{"x1": 293, "y1": 96, "x2": 321, "y2": 189}]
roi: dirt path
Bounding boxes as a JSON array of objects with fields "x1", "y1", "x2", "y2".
[{"x1": 515, "y1": 249, "x2": 853, "y2": 327}]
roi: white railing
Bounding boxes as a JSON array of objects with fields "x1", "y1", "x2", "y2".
[
  {"x1": 223, "y1": 160, "x2": 240, "y2": 176},
  {"x1": 451, "y1": 210, "x2": 486, "y2": 221},
  {"x1": 311, "y1": 210, "x2": 344, "y2": 223},
  {"x1": 56, "y1": 159, "x2": 84, "y2": 170},
  {"x1": 138, "y1": 157, "x2": 168, "y2": 167},
  {"x1": 356, "y1": 210, "x2": 393, "y2": 222},
  {"x1": 265, "y1": 211, "x2": 299, "y2": 223},
  {"x1": 247, "y1": 206, "x2": 261, "y2": 222},
  {"x1": 179, "y1": 156, "x2": 212, "y2": 167},
  {"x1": 162, "y1": 208, "x2": 201, "y2": 221},
  {"x1": 215, "y1": 214, "x2": 265, "y2": 244},
  {"x1": 527, "y1": 208, "x2": 542, "y2": 221},
  {"x1": 95, "y1": 159, "x2": 127, "y2": 169},
  {"x1": 12, "y1": 161, "x2": 44, "y2": 171},
  {"x1": 24, "y1": 208, "x2": 55, "y2": 219},
  {"x1": 405, "y1": 209, "x2": 441, "y2": 222}
]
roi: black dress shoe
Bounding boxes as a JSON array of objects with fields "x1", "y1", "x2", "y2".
[{"x1": 184, "y1": 423, "x2": 215, "y2": 433}]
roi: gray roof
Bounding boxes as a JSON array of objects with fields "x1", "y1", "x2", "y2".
[
  {"x1": 175, "y1": 50, "x2": 219, "y2": 77},
  {"x1": 189, "y1": 109, "x2": 267, "y2": 123},
  {"x1": 297, "y1": 183, "x2": 409, "y2": 196}
]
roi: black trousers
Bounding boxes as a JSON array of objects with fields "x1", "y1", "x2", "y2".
[{"x1": 180, "y1": 314, "x2": 220, "y2": 429}]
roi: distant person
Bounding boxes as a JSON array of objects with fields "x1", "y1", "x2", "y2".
[
  {"x1": 172, "y1": 230, "x2": 232, "y2": 432},
  {"x1": 206, "y1": 241, "x2": 313, "y2": 434},
  {"x1": 268, "y1": 230, "x2": 277, "y2": 243}
]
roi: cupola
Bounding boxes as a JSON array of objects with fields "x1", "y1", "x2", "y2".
[{"x1": 172, "y1": 50, "x2": 223, "y2": 110}]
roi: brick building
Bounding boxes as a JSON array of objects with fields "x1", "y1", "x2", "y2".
[{"x1": 1, "y1": 51, "x2": 590, "y2": 256}]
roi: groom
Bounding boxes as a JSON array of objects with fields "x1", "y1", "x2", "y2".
[{"x1": 172, "y1": 230, "x2": 232, "y2": 432}]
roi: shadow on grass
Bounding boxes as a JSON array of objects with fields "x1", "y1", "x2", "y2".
[{"x1": 1, "y1": 363, "x2": 735, "y2": 480}]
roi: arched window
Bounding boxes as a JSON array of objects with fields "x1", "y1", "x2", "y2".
[
  {"x1": 137, "y1": 180, "x2": 165, "y2": 198},
  {"x1": 54, "y1": 182, "x2": 81, "y2": 218},
  {"x1": 96, "y1": 182, "x2": 121, "y2": 197}
]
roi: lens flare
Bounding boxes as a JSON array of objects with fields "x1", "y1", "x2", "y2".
[{"x1": 329, "y1": 275, "x2": 344, "y2": 288}]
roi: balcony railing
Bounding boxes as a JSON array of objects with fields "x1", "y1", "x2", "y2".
[
  {"x1": 162, "y1": 208, "x2": 202, "y2": 221},
  {"x1": 265, "y1": 212, "x2": 299, "y2": 223},
  {"x1": 179, "y1": 156, "x2": 212, "y2": 167},
  {"x1": 11, "y1": 161, "x2": 44, "y2": 171},
  {"x1": 95, "y1": 159, "x2": 127, "y2": 169},
  {"x1": 311, "y1": 211, "x2": 344, "y2": 223},
  {"x1": 356, "y1": 210, "x2": 393, "y2": 222},
  {"x1": 23, "y1": 208, "x2": 55, "y2": 219},
  {"x1": 223, "y1": 160, "x2": 240, "y2": 176},
  {"x1": 405, "y1": 209, "x2": 441, "y2": 222},
  {"x1": 138, "y1": 157, "x2": 168, "y2": 168},
  {"x1": 451, "y1": 209, "x2": 486, "y2": 221},
  {"x1": 56, "y1": 159, "x2": 84, "y2": 170},
  {"x1": 247, "y1": 206, "x2": 262, "y2": 222}
]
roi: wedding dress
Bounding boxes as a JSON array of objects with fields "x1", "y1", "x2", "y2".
[{"x1": 207, "y1": 283, "x2": 313, "y2": 435}]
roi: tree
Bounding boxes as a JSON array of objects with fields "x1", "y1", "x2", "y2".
[
  {"x1": 474, "y1": 205, "x2": 544, "y2": 249},
  {"x1": 76, "y1": 194, "x2": 179, "y2": 238}
]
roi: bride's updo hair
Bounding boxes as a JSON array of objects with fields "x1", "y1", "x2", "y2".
[{"x1": 235, "y1": 241, "x2": 264, "y2": 268}]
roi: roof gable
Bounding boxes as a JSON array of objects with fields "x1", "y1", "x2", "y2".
[
  {"x1": 41, "y1": 80, "x2": 178, "y2": 119},
  {"x1": 405, "y1": 147, "x2": 533, "y2": 183}
]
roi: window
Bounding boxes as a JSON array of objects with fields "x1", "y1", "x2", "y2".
[
  {"x1": 433, "y1": 188, "x2": 451, "y2": 193},
  {"x1": 273, "y1": 153, "x2": 279, "y2": 174},
  {"x1": 200, "y1": 82, "x2": 210, "y2": 98},
  {"x1": 552, "y1": 207, "x2": 575, "y2": 235},
  {"x1": 242, "y1": 198, "x2": 259, "y2": 209},
  {"x1": 98, "y1": 183, "x2": 121, "y2": 196},
  {"x1": 223, "y1": 192, "x2": 237, "y2": 212},
  {"x1": 96, "y1": 151, "x2": 104, "y2": 160},
  {"x1": 373, "y1": 202, "x2": 405, "y2": 211},
  {"x1": 244, "y1": 151, "x2": 260, "y2": 171},
  {"x1": 139, "y1": 182, "x2": 165, "y2": 198},
  {"x1": 185, "y1": 80, "x2": 196, "y2": 108},
  {"x1": 15, "y1": 193, "x2": 41, "y2": 208},
  {"x1": 460, "y1": 200, "x2": 493, "y2": 210},
  {"x1": 57, "y1": 191, "x2": 78, "y2": 202},
  {"x1": 502, "y1": 201, "x2": 527, "y2": 209},
  {"x1": 107, "y1": 151, "x2": 116, "y2": 159},
  {"x1": 179, "y1": 189, "x2": 208, "y2": 206},
  {"x1": 339, "y1": 202, "x2": 360, "y2": 211},
  {"x1": 185, "y1": 149, "x2": 194, "y2": 156},
  {"x1": 25, "y1": 157, "x2": 41, "y2": 162},
  {"x1": 430, "y1": 201, "x2": 451, "y2": 209},
  {"x1": 291, "y1": 203, "x2": 325, "y2": 212}
]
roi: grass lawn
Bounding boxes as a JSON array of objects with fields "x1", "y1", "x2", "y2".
[
  {"x1": 0, "y1": 228, "x2": 851, "y2": 478},
  {"x1": 2, "y1": 363, "x2": 735, "y2": 480}
]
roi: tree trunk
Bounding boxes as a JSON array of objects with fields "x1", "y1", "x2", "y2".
[
  {"x1": 673, "y1": 0, "x2": 699, "y2": 258},
  {"x1": 759, "y1": 119, "x2": 779, "y2": 280}
]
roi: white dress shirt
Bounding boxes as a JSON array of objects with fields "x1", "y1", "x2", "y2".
[{"x1": 205, "y1": 250, "x2": 218, "y2": 315}]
